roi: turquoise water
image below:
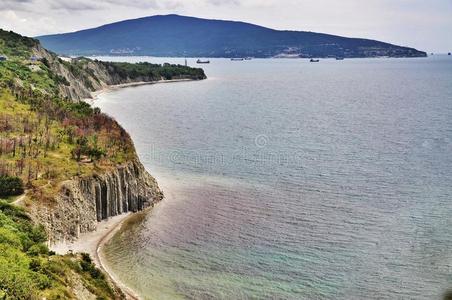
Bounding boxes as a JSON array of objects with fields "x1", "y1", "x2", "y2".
[{"x1": 96, "y1": 56, "x2": 452, "y2": 299}]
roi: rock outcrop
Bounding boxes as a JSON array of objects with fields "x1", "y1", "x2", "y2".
[
  {"x1": 24, "y1": 45, "x2": 170, "y2": 242},
  {"x1": 31, "y1": 44, "x2": 205, "y2": 101},
  {"x1": 32, "y1": 45, "x2": 106, "y2": 100},
  {"x1": 30, "y1": 159, "x2": 163, "y2": 242}
]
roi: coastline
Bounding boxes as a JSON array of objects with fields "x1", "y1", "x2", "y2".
[
  {"x1": 96, "y1": 210, "x2": 150, "y2": 300},
  {"x1": 86, "y1": 78, "x2": 196, "y2": 103},
  {"x1": 50, "y1": 212, "x2": 144, "y2": 300},
  {"x1": 50, "y1": 78, "x2": 197, "y2": 299}
]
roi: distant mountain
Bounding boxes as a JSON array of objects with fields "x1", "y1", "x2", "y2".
[{"x1": 37, "y1": 14, "x2": 426, "y2": 58}]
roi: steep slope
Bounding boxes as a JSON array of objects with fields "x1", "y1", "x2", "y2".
[
  {"x1": 31, "y1": 42, "x2": 206, "y2": 101},
  {"x1": 1, "y1": 29, "x2": 204, "y2": 237},
  {"x1": 37, "y1": 14, "x2": 426, "y2": 58},
  {"x1": 0, "y1": 201, "x2": 123, "y2": 299},
  {"x1": 0, "y1": 29, "x2": 205, "y2": 298}
]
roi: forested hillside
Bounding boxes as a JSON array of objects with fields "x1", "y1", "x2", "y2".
[
  {"x1": 0, "y1": 29, "x2": 204, "y2": 298},
  {"x1": 38, "y1": 14, "x2": 427, "y2": 58}
]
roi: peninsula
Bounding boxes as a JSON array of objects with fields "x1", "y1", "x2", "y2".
[{"x1": 37, "y1": 14, "x2": 427, "y2": 58}]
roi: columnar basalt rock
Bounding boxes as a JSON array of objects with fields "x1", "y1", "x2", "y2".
[{"x1": 30, "y1": 159, "x2": 163, "y2": 242}]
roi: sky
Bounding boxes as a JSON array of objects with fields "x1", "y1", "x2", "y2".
[{"x1": 0, "y1": 0, "x2": 451, "y2": 52}]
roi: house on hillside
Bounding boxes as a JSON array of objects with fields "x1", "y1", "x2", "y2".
[
  {"x1": 0, "y1": 55, "x2": 7, "y2": 61},
  {"x1": 30, "y1": 56, "x2": 39, "y2": 62}
]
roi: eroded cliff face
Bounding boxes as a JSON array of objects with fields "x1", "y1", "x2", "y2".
[
  {"x1": 31, "y1": 45, "x2": 135, "y2": 101},
  {"x1": 30, "y1": 159, "x2": 163, "y2": 242},
  {"x1": 23, "y1": 45, "x2": 167, "y2": 242},
  {"x1": 18, "y1": 41, "x2": 200, "y2": 246},
  {"x1": 31, "y1": 45, "x2": 203, "y2": 102},
  {"x1": 31, "y1": 45, "x2": 105, "y2": 100}
]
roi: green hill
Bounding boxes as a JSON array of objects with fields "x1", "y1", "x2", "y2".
[
  {"x1": 0, "y1": 29, "x2": 205, "y2": 298},
  {"x1": 37, "y1": 14, "x2": 426, "y2": 58}
]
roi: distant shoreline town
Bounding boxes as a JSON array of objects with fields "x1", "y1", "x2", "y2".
[{"x1": 37, "y1": 14, "x2": 427, "y2": 59}]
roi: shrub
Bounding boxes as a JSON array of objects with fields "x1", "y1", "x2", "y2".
[
  {"x1": 88, "y1": 147, "x2": 106, "y2": 160},
  {"x1": 29, "y1": 258, "x2": 41, "y2": 272},
  {"x1": 27, "y1": 243, "x2": 49, "y2": 256},
  {"x1": 29, "y1": 225, "x2": 47, "y2": 243},
  {"x1": 0, "y1": 227, "x2": 22, "y2": 248},
  {"x1": 79, "y1": 253, "x2": 104, "y2": 279},
  {"x1": 0, "y1": 175, "x2": 24, "y2": 197}
]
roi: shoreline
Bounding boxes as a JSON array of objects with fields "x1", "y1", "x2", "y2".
[
  {"x1": 96, "y1": 210, "x2": 149, "y2": 300},
  {"x1": 50, "y1": 79, "x2": 195, "y2": 299},
  {"x1": 86, "y1": 78, "x2": 196, "y2": 103},
  {"x1": 50, "y1": 212, "x2": 144, "y2": 300}
]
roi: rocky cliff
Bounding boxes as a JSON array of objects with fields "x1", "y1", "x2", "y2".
[
  {"x1": 1, "y1": 33, "x2": 203, "y2": 243},
  {"x1": 25, "y1": 45, "x2": 166, "y2": 241},
  {"x1": 31, "y1": 44, "x2": 206, "y2": 101},
  {"x1": 30, "y1": 159, "x2": 163, "y2": 242},
  {"x1": 24, "y1": 44, "x2": 195, "y2": 241},
  {"x1": 0, "y1": 29, "x2": 201, "y2": 298},
  {"x1": 31, "y1": 45, "x2": 123, "y2": 100}
]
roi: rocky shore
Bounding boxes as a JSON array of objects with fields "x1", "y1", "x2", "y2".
[
  {"x1": 30, "y1": 159, "x2": 163, "y2": 243},
  {"x1": 51, "y1": 212, "x2": 142, "y2": 299},
  {"x1": 0, "y1": 29, "x2": 206, "y2": 299}
]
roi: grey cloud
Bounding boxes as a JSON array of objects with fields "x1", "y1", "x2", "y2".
[
  {"x1": 48, "y1": 0, "x2": 102, "y2": 11},
  {"x1": 102, "y1": 0, "x2": 183, "y2": 9},
  {"x1": 161, "y1": 1, "x2": 183, "y2": 9},
  {"x1": 206, "y1": 0, "x2": 240, "y2": 6},
  {"x1": 1, "y1": 0, "x2": 451, "y2": 52},
  {"x1": 47, "y1": 0, "x2": 182, "y2": 12},
  {"x1": 103, "y1": 0, "x2": 160, "y2": 9},
  {"x1": 0, "y1": 0, "x2": 34, "y2": 11}
]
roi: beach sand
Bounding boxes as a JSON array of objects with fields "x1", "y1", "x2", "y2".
[
  {"x1": 49, "y1": 79, "x2": 192, "y2": 299},
  {"x1": 50, "y1": 213, "x2": 143, "y2": 300},
  {"x1": 85, "y1": 78, "x2": 196, "y2": 103}
]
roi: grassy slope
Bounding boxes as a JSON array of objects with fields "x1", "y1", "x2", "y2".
[
  {"x1": 0, "y1": 30, "x2": 128, "y2": 299},
  {"x1": 0, "y1": 90, "x2": 96, "y2": 199},
  {"x1": 0, "y1": 29, "x2": 204, "y2": 298},
  {"x1": 0, "y1": 201, "x2": 118, "y2": 299}
]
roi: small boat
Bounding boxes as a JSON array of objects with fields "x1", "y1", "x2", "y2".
[
  {"x1": 335, "y1": 57, "x2": 344, "y2": 60},
  {"x1": 196, "y1": 59, "x2": 210, "y2": 64},
  {"x1": 244, "y1": 57, "x2": 253, "y2": 60},
  {"x1": 231, "y1": 58, "x2": 244, "y2": 61},
  {"x1": 448, "y1": 52, "x2": 451, "y2": 56},
  {"x1": 310, "y1": 59, "x2": 320, "y2": 62}
]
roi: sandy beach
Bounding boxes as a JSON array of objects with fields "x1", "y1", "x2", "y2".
[
  {"x1": 50, "y1": 213, "x2": 143, "y2": 300},
  {"x1": 51, "y1": 79, "x2": 191, "y2": 299},
  {"x1": 85, "y1": 78, "x2": 196, "y2": 103},
  {"x1": 49, "y1": 79, "x2": 191, "y2": 299}
]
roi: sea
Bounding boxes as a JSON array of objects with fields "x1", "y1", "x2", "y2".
[{"x1": 94, "y1": 55, "x2": 452, "y2": 300}]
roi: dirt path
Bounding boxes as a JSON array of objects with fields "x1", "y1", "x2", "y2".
[
  {"x1": 50, "y1": 213, "x2": 142, "y2": 300},
  {"x1": 12, "y1": 193, "x2": 27, "y2": 206}
]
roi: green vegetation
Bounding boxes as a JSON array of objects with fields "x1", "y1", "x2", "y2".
[
  {"x1": 0, "y1": 28, "x2": 205, "y2": 298},
  {"x1": 99, "y1": 61, "x2": 206, "y2": 81},
  {"x1": 0, "y1": 175, "x2": 24, "y2": 197},
  {"x1": 0, "y1": 30, "x2": 128, "y2": 298},
  {"x1": 0, "y1": 89, "x2": 134, "y2": 200},
  {"x1": 0, "y1": 29, "x2": 205, "y2": 201},
  {"x1": 0, "y1": 201, "x2": 117, "y2": 299},
  {"x1": 0, "y1": 30, "x2": 37, "y2": 59},
  {"x1": 36, "y1": 14, "x2": 427, "y2": 58},
  {"x1": 0, "y1": 30, "x2": 141, "y2": 199},
  {"x1": 0, "y1": 27, "x2": 206, "y2": 198}
]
